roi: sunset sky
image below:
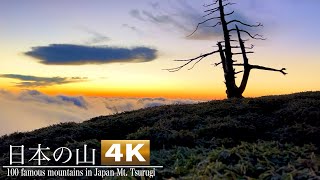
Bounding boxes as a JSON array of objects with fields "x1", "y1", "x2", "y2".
[
  {"x1": 1, "y1": 0, "x2": 320, "y2": 99},
  {"x1": 0, "y1": 0, "x2": 320, "y2": 134}
]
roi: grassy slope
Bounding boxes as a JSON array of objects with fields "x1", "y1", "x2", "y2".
[{"x1": 0, "y1": 92, "x2": 319, "y2": 179}]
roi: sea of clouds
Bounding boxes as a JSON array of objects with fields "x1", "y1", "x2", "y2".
[{"x1": 0, "y1": 90, "x2": 199, "y2": 136}]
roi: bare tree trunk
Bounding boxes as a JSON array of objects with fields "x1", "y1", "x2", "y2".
[
  {"x1": 165, "y1": 0, "x2": 287, "y2": 99},
  {"x1": 218, "y1": 0, "x2": 241, "y2": 98}
]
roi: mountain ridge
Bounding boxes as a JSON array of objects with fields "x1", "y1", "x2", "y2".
[{"x1": 1, "y1": 91, "x2": 319, "y2": 179}]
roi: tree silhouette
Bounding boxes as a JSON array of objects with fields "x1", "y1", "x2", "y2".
[{"x1": 165, "y1": 0, "x2": 287, "y2": 98}]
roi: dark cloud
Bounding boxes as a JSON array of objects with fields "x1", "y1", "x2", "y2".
[
  {"x1": 57, "y1": 96, "x2": 87, "y2": 108},
  {"x1": 0, "y1": 74, "x2": 87, "y2": 87},
  {"x1": 24, "y1": 44, "x2": 158, "y2": 65},
  {"x1": 130, "y1": 0, "x2": 261, "y2": 40}
]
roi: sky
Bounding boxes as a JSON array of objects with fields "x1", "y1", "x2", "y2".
[{"x1": 0, "y1": 0, "x2": 320, "y2": 135}]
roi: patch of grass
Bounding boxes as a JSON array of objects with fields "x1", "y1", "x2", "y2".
[{"x1": 151, "y1": 142, "x2": 319, "y2": 179}]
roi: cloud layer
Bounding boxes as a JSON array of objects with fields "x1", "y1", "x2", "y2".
[
  {"x1": 0, "y1": 90, "x2": 200, "y2": 136},
  {"x1": 0, "y1": 74, "x2": 87, "y2": 87},
  {"x1": 25, "y1": 44, "x2": 158, "y2": 65}
]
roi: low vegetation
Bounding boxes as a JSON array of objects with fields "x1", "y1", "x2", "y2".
[{"x1": 0, "y1": 92, "x2": 319, "y2": 179}]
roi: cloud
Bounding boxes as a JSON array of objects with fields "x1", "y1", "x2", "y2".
[
  {"x1": 122, "y1": 24, "x2": 142, "y2": 33},
  {"x1": 129, "y1": 1, "x2": 218, "y2": 40},
  {"x1": 130, "y1": 9, "x2": 146, "y2": 21},
  {"x1": 129, "y1": 0, "x2": 262, "y2": 40},
  {"x1": 0, "y1": 90, "x2": 92, "y2": 135},
  {"x1": 25, "y1": 44, "x2": 158, "y2": 65},
  {"x1": 80, "y1": 27, "x2": 110, "y2": 45},
  {"x1": 85, "y1": 32, "x2": 110, "y2": 45},
  {"x1": 141, "y1": 10, "x2": 189, "y2": 31},
  {"x1": 0, "y1": 74, "x2": 87, "y2": 87},
  {"x1": 18, "y1": 90, "x2": 88, "y2": 109},
  {"x1": 0, "y1": 90, "x2": 201, "y2": 136}
]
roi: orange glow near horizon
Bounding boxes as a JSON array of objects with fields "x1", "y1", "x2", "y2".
[
  {"x1": 4, "y1": 81, "x2": 314, "y2": 101},
  {"x1": 1, "y1": 62, "x2": 319, "y2": 101},
  {"x1": 34, "y1": 85, "x2": 226, "y2": 100}
]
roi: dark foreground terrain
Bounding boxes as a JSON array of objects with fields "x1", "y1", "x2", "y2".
[{"x1": 0, "y1": 92, "x2": 320, "y2": 179}]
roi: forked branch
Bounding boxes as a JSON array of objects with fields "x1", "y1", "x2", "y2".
[
  {"x1": 164, "y1": 50, "x2": 221, "y2": 72},
  {"x1": 234, "y1": 64, "x2": 287, "y2": 75},
  {"x1": 251, "y1": 65, "x2": 287, "y2": 75}
]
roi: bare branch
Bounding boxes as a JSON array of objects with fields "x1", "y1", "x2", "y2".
[
  {"x1": 250, "y1": 65, "x2": 287, "y2": 75},
  {"x1": 233, "y1": 64, "x2": 287, "y2": 75},
  {"x1": 232, "y1": 51, "x2": 254, "y2": 55},
  {"x1": 164, "y1": 50, "x2": 221, "y2": 72},
  {"x1": 188, "y1": 57, "x2": 205, "y2": 70},
  {"x1": 206, "y1": 0, "x2": 219, "y2": 6},
  {"x1": 187, "y1": 16, "x2": 221, "y2": 37},
  {"x1": 229, "y1": 28, "x2": 266, "y2": 40},
  {"x1": 203, "y1": 9, "x2": 219, "y2": 18},
  {"x1": 224, "y1": 11, "x2": 235, "y2": 16},
  {"x1": 235, "y1": 70, "x2": 244, "y2": 74},
  {"x1": 204, "y1": 7, "x2": 220, "y2": 14},
  {"x1": 218, "y1": 39, "x2": 238, "y2": 44},
  {"x1": 227, "y1": 20, "x2": 263, "y2": 28},
  {"x1": 231, "y1": 44, "x2": 254, "y2": 49},
  {"x1": 204, "y1": 2, "x2": 234, "y2": 13},
  {"x1": 203, "y1": 2, "x2": 215, "y2": 7},
  {"x1": 205, "y1": 21, "x2": 221, "y2": 28},
  {"x1": 224, "y1": 2, "x2": 236, "y2": 7}
]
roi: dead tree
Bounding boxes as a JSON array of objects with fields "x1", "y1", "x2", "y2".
[{"x1": 164, "y1": 0, "x2": 287, "y2": 98}]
